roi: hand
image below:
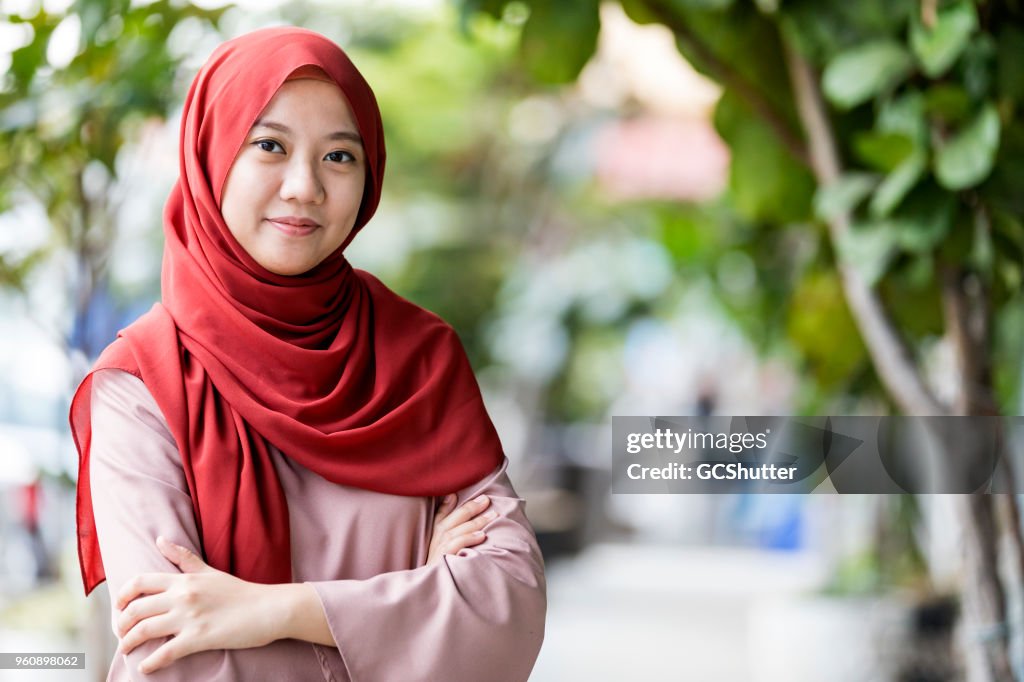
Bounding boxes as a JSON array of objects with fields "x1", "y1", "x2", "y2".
[
  {"x1": 427, "y1": 494, "x2": 497, "y2": 565},
  {"x1": 115, "y1": 536, "x2": 284, "y2": 674}
]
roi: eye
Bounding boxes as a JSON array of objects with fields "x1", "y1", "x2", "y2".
[
  {"x1": 253, "y1": 139, "x2": 284, "y2": 153},
  {"x1": 325, "y1": 150, "x2": 355, "y2": 164}
]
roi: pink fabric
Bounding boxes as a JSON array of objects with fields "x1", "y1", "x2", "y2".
[{"x1": 89, "y1": 369, "x2": 546, "y2": 681}]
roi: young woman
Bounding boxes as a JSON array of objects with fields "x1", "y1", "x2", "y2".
[{"x1": 71, "y1": 27, "x2": 546, "y2": 681}]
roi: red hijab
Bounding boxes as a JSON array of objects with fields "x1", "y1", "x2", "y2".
[{"x1": 71, "y1": 27, "x2": 504, "y2": 596}]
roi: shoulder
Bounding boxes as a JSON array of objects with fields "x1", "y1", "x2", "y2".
[
  {"x1": 87, "y1": 369, "x2": 190, "y2": 495},
  {"x1": 90, "y1": 369, "x2": 176, "y2": 449}
]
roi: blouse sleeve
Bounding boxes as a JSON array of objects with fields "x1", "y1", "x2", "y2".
[
  {"x1": 88, "y1": 369, "x2": 335, "y2": 681},
  {"x1": 307, "y1": 460, "x2": 547, "y2": 682}
]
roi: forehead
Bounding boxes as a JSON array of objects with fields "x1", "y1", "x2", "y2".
[{"x1": 255, "y1": 79, "x2": 358, "y2": 129}]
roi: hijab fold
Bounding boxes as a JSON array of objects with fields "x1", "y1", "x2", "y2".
[{"x1": 71, "y1": 27, "x2": 504, "y2": 596}]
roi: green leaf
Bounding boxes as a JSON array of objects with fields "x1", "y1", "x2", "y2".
[
  {"x1": 852, "y1": 131, "x2": 915, "y2": 172},
  {"x1": 838, "y1": 221, "x2": 898, "y2": 286},
  {"x1": 870, "y1": 149, "x2": 926, "y2": 218},
  {"x1": 823, "y1": 41, "x2": 914, "y2": 109},
  {"x1": 814, "y1": 172, "x2": 878, "y2": 221},
  {"x1": 901, "y1": 254, "x2": 935, "y2": 291},
  {"x1": 877, "y1": 91, "x2": 927, "y2": 143},
  {"x1": 909, "y1": 0, "x2": 977, "y2": 77},
  {"x1": 786, "y1": 270, "x2": 867, "y2": 388},
  {"x1": 779, "y1": 1, "x2": 913, "y2": 68},
  {"x1": 934, "y1": 103, "x2": 1001, "y2": 190},
  {"x1": 714, "y1": 91, "x2": 815, "y2": 224},
  {"x1": 519, "y1": 0, "x2": 599, "y2": 84}
]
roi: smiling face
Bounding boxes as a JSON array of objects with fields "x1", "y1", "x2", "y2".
[{"x1": 220, "y1": 77, "x2": 366, "y2": 276}]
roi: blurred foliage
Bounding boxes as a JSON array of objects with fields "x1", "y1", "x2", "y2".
[
  {"x1": 3, "y1": 0, "x2": 1023, "y2": 421},
  {"x1": 0, "y1": 0, "x2": 224, "y2": 259},
  {"x1": 448, "y1": 1, "x2": 1024, "y2": 612},
  {"x1": 458, "y1": 0, "x2": 1024, "y2": 417},
  {"x1": 0, "y1": 0, "x2": 224, "y2": 356}
]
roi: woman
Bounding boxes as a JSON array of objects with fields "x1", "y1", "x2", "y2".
[{"x1": 71, "y1": 27, "x2": 546, "y2": 681}]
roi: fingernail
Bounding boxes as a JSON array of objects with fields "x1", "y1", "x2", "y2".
[
  {"x1": 475, "y1": 495, "x2": 488, "y2": 505},
  {"x1": 484, "y1": 511, "x2": 498, "y2": 521}
]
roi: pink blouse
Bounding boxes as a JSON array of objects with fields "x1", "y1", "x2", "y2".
[{"x1": 88, "y1": 369, "x2": 546, "y2": 681}]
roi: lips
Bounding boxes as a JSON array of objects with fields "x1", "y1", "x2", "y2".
[{"x1": 265, "y1": 216, "x2": 321, "y2": 237}]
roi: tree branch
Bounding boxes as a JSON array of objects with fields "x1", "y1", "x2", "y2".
[
  {"x1": 781, "y1": 39, "x2": 946, "y2": 416},
  {"x1": 642, "y1": 0, "x2": 812, "y2": 169},
  {"x1": 940, "y1": 264, "x2": 997, "y2": 415}
]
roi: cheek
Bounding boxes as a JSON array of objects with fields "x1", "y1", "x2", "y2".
[
  {"x1": 335, "y1": 178, "x2": 366, "y2": 218},
  {"x1": 221, "y1": 168, "x2": 271, "y2": 232}
]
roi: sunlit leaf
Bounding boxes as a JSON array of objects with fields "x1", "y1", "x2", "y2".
[
  {"x1": 814, "y1": 172, "x2": 878, "y2": 222},
  {"x1": 876, "y1": 91, "x2": 927, "y2": 143},
  {"x1": 838, "y1": 221, "x2": 897, "y2": 286},
  {"x1": 823, "y1": 41, "x2": 914, "y2": 109},
  {"x1": 934, "y1": 103, "x2": 1001, "y2": 190},
  {"x1": 909, "y1": 0, "x2": 977, "y2": 77},
  {"x1": 870, "y1": 150, "x2": 926, "y2": 218}
]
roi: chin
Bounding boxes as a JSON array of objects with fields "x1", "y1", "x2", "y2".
[{"x1": 261, "y1": 259, "x2": 316, "y2": 276}]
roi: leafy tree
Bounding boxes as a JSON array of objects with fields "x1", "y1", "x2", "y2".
[
  {"x1": 458, "y1": 0, "x2": 1024, "y2": 678},
  {"x1": 0, "y1": 0, "x2": 224, "y2": 362}
]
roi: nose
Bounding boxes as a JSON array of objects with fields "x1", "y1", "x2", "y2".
[{"x1": 279, "y1": 157, "x2": 325, "y2": 204}]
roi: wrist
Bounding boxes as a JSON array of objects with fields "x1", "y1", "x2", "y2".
[
  {"x1": 260, "y1": 582, "x2": 305, "y2": 643},
  {"x1": 263, "y1": 582, "x2": 333, "y2": 646}
]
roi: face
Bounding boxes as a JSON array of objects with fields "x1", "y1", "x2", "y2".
[{"x1": 220, "y1": 78, "x2": 366, "y2": 276}]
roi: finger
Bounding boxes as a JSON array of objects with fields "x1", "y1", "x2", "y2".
[
  {"x1": 441, "y1": 530, "x2": 487, "y2": 556},
  {"x1": 116, "y1": 574, "x2": 174, "y2": 611},
  {"x1": 157, "y1": 536, "x2": 211, "y2": 574},
  {"x1": 435, "y1": 495, "x2": 491, "y2": 533},
  {"x1": 139, "y1": 634, "x2": 196, "y2": 675},
  {"x1": 447, "y1": 509, "x2": 499, "y2": 539},
  {"x1": 434, "y1": 494, "x2": 456, "y2": 516},
  {"x1": 116, "y1": 593, "x2": 173, "y2": 638},
  {"x1": 120, "y1": 613, "x2": 179, "y2": 657}
]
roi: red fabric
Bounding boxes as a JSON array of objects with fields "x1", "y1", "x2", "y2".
[{"x1": 71, "y1": 27, "x2": 504, "y2": 596}]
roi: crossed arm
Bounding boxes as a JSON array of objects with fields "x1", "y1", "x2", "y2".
[
  {"x1": 89, "y1": 369, "x2": 546, "y2": 681},
  {"x1": 113, "y1": 495, "x2": 496, "y2": 674}
]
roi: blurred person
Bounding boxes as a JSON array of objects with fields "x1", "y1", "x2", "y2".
[
  {"x1": 69, "y1": 27, "x2": 545, "y2": 681},
  {"x1": 17, "y1": 475, "x2": 52, "y2": 581}
]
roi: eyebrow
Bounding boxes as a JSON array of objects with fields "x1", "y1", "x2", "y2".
[{"x1": 252, "y1": 118, "x2": 364, "y2": 146}]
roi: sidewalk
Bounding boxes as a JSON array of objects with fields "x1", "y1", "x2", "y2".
[{"x1": 531, "y1": 543, "x2": 828, "y2": 681}]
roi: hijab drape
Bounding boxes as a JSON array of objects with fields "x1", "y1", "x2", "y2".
[{"x1": 71, "y1": 27, "x2": 504, "y2": 596}]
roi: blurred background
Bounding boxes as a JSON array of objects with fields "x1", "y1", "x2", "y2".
[{"x1": 1, "y1": 0, "x2": 1024, "y2": 679}]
